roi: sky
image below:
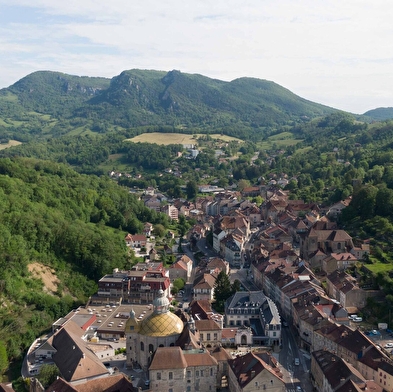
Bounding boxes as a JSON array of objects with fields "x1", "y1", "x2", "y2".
[{"x1": 1, "y1": 0, "x2": 393, "y2": 114}]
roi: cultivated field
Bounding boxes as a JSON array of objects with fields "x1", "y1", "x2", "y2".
[{"x1": 125, "y1": 133, "x2": 242, "y2": 145}]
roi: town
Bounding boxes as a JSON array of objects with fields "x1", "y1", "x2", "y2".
[{"x1": 22, "y1": 183, "x2": 391, "y2": 392}]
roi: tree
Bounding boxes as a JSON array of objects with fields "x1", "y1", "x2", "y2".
[
  {"x1": 237, "y1": 179, "x2": 250, "y2": 192},
  {"x1": 38, "y1": 364, "x2": 60, "y2": 388},
  {"x1": 231, "y1": 279, "x2": 241, "y2": 293},
  {"x1": 153, "y1": 224, "x2": 166, "y2": 238},
  {"x1": 213, "y1": 271, "x2": 232, "y2": 313},
  {"x1": 186, "y1": 180, "x2": 198, "y2": 200}
]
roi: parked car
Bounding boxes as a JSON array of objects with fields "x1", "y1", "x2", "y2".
[
  {"x1": 353, "y1": 317, "x2": 363, "y2": 322},
  {"x1": 294, "y1": 358, "x2": 300, "y2": 365},
  {"x1": 384, "y1": 342, "x2": 393, "y2": 348}
]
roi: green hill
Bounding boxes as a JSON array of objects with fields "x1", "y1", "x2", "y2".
[
  {"x1": 363, "y1": 107, "x2": 393, "y2": 121},
  {"x1": 0, "y1": 69, "x2": 336, "y2": 142}
]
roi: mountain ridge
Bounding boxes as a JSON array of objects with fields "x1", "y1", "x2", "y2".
[{"x1": 0, "y1": 69, "x2": 336, "y2": 141}]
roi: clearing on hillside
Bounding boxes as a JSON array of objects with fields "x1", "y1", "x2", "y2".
[
  {"x1": 28, "y1": 262, "x2": 60, "y2": 294},
  {"x1": 0, "y1": 140, "x2": 22, "y2": 150},
  {"x1": 125, "y1": 132, "x2": 242, "y2": 145}
]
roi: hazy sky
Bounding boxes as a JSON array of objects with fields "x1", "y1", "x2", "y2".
[{"x1": 1, "y1": 0, "x2": 393, "y2": 114}]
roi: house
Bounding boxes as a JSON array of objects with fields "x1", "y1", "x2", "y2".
[
  {"x1": 321, "y1": 252, "x2": 358, "y2": 274},
  {"x1": 325, "y1": 270, "x2": 369, "y2": 310},
  {"x1": 192, "y1": 273, "x2": 216, "y2": 301},
  {"x1": 143, "y1": 222, "x2": 154, "y2": 237},
  {"x1": 326, "y1": 197, "x2": 351, "y2": 220},
  {"x1": 227, "y1": 351, "x2": 285, "y2": 392},
  {"x1": 124, "y1": 234, "x2": 147, "y2": 248},
  {"x1": 168, "y1": 255, "x2": 193, "y2": 283},
  {"x1": 195, "y1": 319, "x2": 222, "y2": 348}
]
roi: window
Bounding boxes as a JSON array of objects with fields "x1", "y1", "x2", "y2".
[
  {"x1": 187, "y1": 370, "x2": 191, "y2": 378},
  {"x1": 149, "y1": 344, "x2": 154, "y2": 353},
  {"x1": 169, "y1": 372, "x2": 173, "y2": 380},
  {"x1": 140, "y1": 342, "x2": 144, "y2": 351},
  {"x1": 200, "y1": 333, "x2": 204, "y2": 340},
  {"x1": 214, "y1": 333, "x2": 217, "y2": 340},
  {"x1": 207, "y1": 333, "x2": 211, "y2": 340},
  {"x1": 187, "y1": 387, "x2": 191, "y2": 392},
  {"x1": 157, "y1": 372, "x2": 161, "y2": 380},
  {"x1": 196, "y1": 371, "x2": 199, "y2": 377},
  {"x1": 201, "y1": 370, "x2": 204, "y2": 376}
]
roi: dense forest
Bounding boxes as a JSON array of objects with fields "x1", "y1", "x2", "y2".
[{"x1": 0, "y1": 158, "x2": 173, "y2": 383}]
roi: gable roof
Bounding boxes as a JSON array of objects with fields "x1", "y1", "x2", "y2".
[
  {"x1": 52, "y1": 321, "x2": 109, "y2": 382},
  {"x1": 45, "y1": 374, "x2": 136, "y2": 392},
  {"x1": 149, "y1": 346, "x2": 188, "y2": 370},
  {"x1": 228, "y1": 351, "x2": 284, "y2": 388}
]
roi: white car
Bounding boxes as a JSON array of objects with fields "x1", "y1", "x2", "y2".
[
  {"x1": 384, "y1": 342, "x2": 393, "y2": 348},
  {"x1": 353, "y1": 317, "x2": 363, "y2": 322}
]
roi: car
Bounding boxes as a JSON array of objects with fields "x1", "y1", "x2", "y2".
[
  {"x1": 387, "y1": 329, "x2": 393, "y2": 334},
  {"x1": 353, "y1": 317, "x2": 363, "y2": 322},
  {"x1": 384, "y1": 342, "x2": 393, "y2": 348},
  {"x1": 296, "y1": 387, "x2": 302, "y2": 392},
  {"x1": 144, "y1": 380, "x2": 150, "y2": 386},
  {"x1": 294, "y1": 358, "x2": 300, "y2": 365},
  {"x1": 349, "y1": 314, "x2": 358, "y2": 320},
  {"x1": 371, "y1": 329, "x2": 379, "y2": 335},
  {"x1": 130, "y1": 375, "x2": 135, "y2": 380}
]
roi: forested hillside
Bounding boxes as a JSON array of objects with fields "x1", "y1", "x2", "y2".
[
  {"x1": 0, "y1": 69, "x2": 336, "y2": 143},
  {"x1": 0, "y1": 157, "x2": 171, "y2": 380}
]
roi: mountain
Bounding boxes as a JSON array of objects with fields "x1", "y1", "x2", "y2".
[
  {"x1": 0, "y1": 69, "x2": 337, "y2": 141},
  {"x1": 363, "y1": 107, "x2": 393, "y2": 121}
]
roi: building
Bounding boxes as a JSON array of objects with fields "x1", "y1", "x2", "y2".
[
  {"x1": 148, "y1": 346, "x2": 218, "y2": 392},
  {"x1": 225, "y1": 291, "x2": 281, "y2": 348},
  {"x1": 227, "y1": 351, "x2": 285, "y2": 392},
  {"x1": 125, "y1": 290, "x2": 184, "y2": 370}
]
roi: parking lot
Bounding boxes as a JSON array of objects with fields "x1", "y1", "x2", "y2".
[{"x1": 362, "y1": 328, "x2": 393, "y2": 353}]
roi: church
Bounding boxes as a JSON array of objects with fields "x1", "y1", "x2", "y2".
[{"x1": 126, "y1": 289, "x2": 191, "y2": 370}]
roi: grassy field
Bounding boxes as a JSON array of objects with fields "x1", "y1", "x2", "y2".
[
  {"x1": 363, "y1": 262, "x2": 393, "y2": 274},
  {"x1": 0, "y1": 140, "x2": 22, "y2": 150},
  {"x1": 257, "y1": 132, "x2": 303, "y2": 150},
  {"x1": 125, "y1": 133, "x2": 242, "y2": 145}
]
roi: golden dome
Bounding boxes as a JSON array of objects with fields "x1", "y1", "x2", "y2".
[{"x1": 138, "y1": 311, "x2": 183, "y2": 337}]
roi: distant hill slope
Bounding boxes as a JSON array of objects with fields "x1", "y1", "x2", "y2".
[
  {"x1": 363, "y1": 107, "x2": 393, "y2": 121},
  {"x1": 0, "y1": 69, "x2": 337, "y2": 141}
]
